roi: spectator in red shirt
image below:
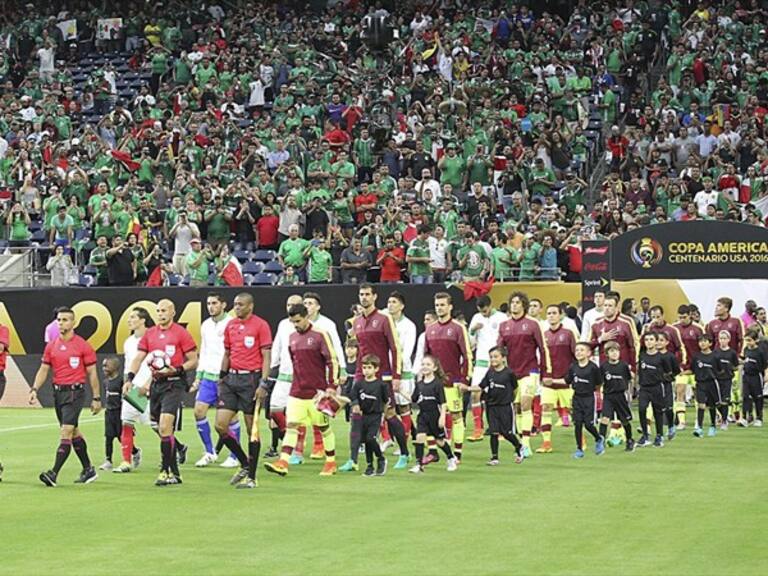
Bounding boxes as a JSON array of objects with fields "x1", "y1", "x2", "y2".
[
  {"x1": 376, "y1": 235, "x2": 405, "y2": 283},
  {"x1": 256, "y1": 205, "x2": 280, "y2": 250},
  {"x1": 354, "y1": 183, "x2": 378, "y2": 224}
]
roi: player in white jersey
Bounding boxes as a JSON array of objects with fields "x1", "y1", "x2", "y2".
[
  {"x1": 268, "y1": 294, "x2": 304, "y2": 459},
  {"x1": 188, "y1": 293, "x2": 239, "y2": 468},
  {"x1": 468, "y1": 295, "x2": 508, "y2": 441},
  {"x1": 113, "y1": 307, "x2": 154, "y2": 473},
  {"x1": 580, "y1": 290, "x2": 606, "y2": 342},
  {"x1": 412, "y1": 310, "x2": 437, "y2": 379},
  {"x1": 299, "y1": 292, "x2": 346, "y2": 461},
  {"x1": 386, "y1": 291, "x2": 417, "y2": 442}
]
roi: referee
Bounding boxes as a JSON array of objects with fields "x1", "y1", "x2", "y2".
[
  {"x1": 30, "y1": 307, "x2": 102, "y2": 487},
  {"x1": 125, "y1": 299, "x2": 197, "y2": 486},
  {"x1": 0, "y1": 321, "x2": 8, "y2": 480},
  {"x1": 216, "y1": 293, "x2": 272, "y2": 489}
]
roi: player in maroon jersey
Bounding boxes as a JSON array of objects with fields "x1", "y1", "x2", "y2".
[
  {"x1": 351, "y1": 283, "x2": 410, "y2": 469},
  {"x1": 31, "y1": 307, "x2": 102, "y2": 487},
  {"x1": 424, "y1": 292, "x2": 473, "y2": 461},
  {"x1": 265, "y1": 303, "x2": 340, "y2": 477},
  {"x1": 125, "y1": 299, "x2": 198, "y2": 486},
  {"x1": 673, "y1": 304, "x2": 704, "y2": 429},
  {"x1": 496, "y1": 291, "x2": 551, "y2": 457},
  {"x1": 641, "y1": 306, "x2": 685, "y2": 365},
  {"x1": 706, "y1": 297, "x2": 746, "y2": 422}
]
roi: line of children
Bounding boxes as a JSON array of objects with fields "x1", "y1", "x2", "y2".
[
  {"x1": 637, "y1": 333, "x2": 676, "y2": 447},
  {"x1": 739, "y1": 329, "x2": 766, "y2": 427}
]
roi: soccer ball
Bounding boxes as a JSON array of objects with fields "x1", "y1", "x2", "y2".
[{"x1": 147, "y1": 350, "x2": 172, "y2": 372}]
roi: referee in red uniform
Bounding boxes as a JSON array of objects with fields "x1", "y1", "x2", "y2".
[
  {"x1": 125, "y1": 299, "x2": 197, "y2": 486},
  {"x1": 217, "y1": 293, "x2": 272, "y2": 489},
  {"x1": 30, "y1": 307, "x2": 102, "y2": 487}
]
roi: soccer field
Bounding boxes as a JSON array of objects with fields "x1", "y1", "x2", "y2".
[{"x1": 1, "y1": 408, "x2": 765, "y2": 576}]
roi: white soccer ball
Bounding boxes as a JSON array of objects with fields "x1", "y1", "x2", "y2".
[{"x1": 147, "y1": 350, "x2": 172, "y2": 372}]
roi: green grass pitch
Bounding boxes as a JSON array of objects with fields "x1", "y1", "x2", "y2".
[{"x1": 1, "y1": 407, "x2": 766, "y2": 576}]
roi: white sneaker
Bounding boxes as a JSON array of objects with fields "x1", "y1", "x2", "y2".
[
  {"x1": 195, "y1": 452, "x2": 217, "y2": 467},
  {"x1": 737, "y1": 418, "x2": 749, "y2": 428},
  {"x1": 379, "y1": 439, "x2": 393, "y2": 453},
  {"x1": 754, "y1": 420, "x2": 763, "y2": 427},
  {"x1": 408, "y1": 464, "x2": 423, "y2": 474},
  {"x1": 98, "y1": 460, "x2": 113, "y2": 471},
  {"x1": 446, "y1": 457, "x2": 458, "y2": 472},
  {"x1": 393, "y1": 447, "x2": 401, "y2": 456},
  {"x1": 220, "y1": 455, "x2": 240, "y2": 468}
]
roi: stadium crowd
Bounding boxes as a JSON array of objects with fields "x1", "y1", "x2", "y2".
[{"x1": 0, "y1": 0, "x2": 766, "y2": 287}]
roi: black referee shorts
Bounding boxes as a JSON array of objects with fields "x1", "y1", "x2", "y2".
[
  {"x1": 360, "y1": 413, "x2": 382, "y2": 442},
  {"x1": 54, "y1": 385, "x2": 85, "y2": 427},
  {"x1": 696, "y1": 380, "x2": 718, "y2": 406},
  {"x1": 416, "y1": 410, "x2": 444, "y2": 440},
  {"x1": 150, "y1": 377, "x2": 187, "y2": 422},
  {"x1": 105, "y1": 408, "x2": 121, "y2": 439},
  {"x1": 572, "y1": 394, "x2": 596, "y2": 424},
  {"x1": 602, "y1": 392, "x2": 633, "y2": 422},
  {"x1": 486, "y1": 404, "x2": 515, "y2": 436},
  {"x1": 218, "y1": 372, "x2": 260, "y2": 415}
]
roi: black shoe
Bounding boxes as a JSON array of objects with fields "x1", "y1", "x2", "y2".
[
  {"x1": 176, "y1": 443, "x2": 188, "y2": 465},
  {"x1": 363, "y1": 465, "x2": 375, "y2": 477},
  {"x1": 484, "y1": 428, "x2": 491, "y2": 436},
  {"x1": 74, "y1": 466, "x2": 98, "y2": 484},
  {"x1": 375, "y1": 458, "x2": 387, "y2": 476},
  {"x1": 264, "y1": 448, "x2": 279, "y2": 458},
  {"x1": 0, "y1": 461, "x2": 3, "y2": 481},
  {"x1": 167, "y1": 474, "x2": 183, "y2": 485},
  {"x1": 39, "y1": 469, "x2": 57, "y2": 487},
  {"x1": 625, "y1": 439, "x2": 636, "y2": 452}
]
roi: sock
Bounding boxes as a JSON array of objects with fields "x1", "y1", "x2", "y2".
[
  {"x1": 718, "y1": 403, "x2": 729, "y2": 422},
  {"x1": 439, "y1": 441, "x2": 454, "y2": 459},
  {"x1": 639, "y1": 407, "x2": 649, "y2": 436},
  {"x1": 451, "y1": 414, "x2": 465, "y2": 460},
  {"x1": 271, "y1": 411, "x2": 287, "y2": 433},
  {"x1": 321, "y1": 427, "x2": 336, "y2": 463},
  {"x1": 196, "y1": 418, "x2": 214, "y2": 454},
  {"x1": 665, "y1": 409, "x2": 674, "y2": 429},
  {"x1": 270, "y1": 427, "x2": 282, "y2": 451},
  {"x1": 599, "y1": 422, "x2": 608, "y2": 438},
  {"x1": 585, "y1": 422, "x2": 601, "y2": 441},
  {"x1": 557, "y1": 405, "x2": 567, "y2": 422},
  {"x1": 674, "y1": 401, "x2": 686, "y2": 426},
  {"x1": 280, "y1": 427, "x2": 298, "y2": 460},
  {"x1": 349, "y1": 413, "x2": 362, "y2": 463},
  {"x1": 72, "y1": 436, "x2": 91, "y2": 469},
  {"x1": 521, "y1": 409, "x2": 533, "y2": 448},
  {"x1": 386, "y1": 416, "x2": 409, "y2": 457},
  {"x1": 160, "y1": 436, "x2": 173, "y2": 473},
  {"x1": 709, "y1": 406, "x2": 717, "y2": 427},
  {"x1": 541, "y1": 410, "x2": 552, "y2": 444},
  {"x1": 220, "y1": 432, "x2": 248, "y2": 467},
  {"x1": 168, "y1": 436, "x2": 180, "y2": 476},
  {"x1": 574, "y1": 423, "x2": 583, "y2": 450},
  {"x1": 215, "y1": 436, "x2": 225, "y2": 455},
  {"x1": 379, "y1": 420, "x2": 391, "y2": 442},
  {"x1": 229, "y1": 420, "x2": 241, "y2": 458},
  {"x1": 53, "y1": 439, "x2": 72, "y2": 473},
  {"x1": 401, "y1": 412, "x2": 413, "y2": 439},
  {"x1": 427, "y1": 437, "x2": 438, "y2": 458},
  {"x1": 105, "y1": 437, "x2": 114, "y2": 462},
  {"x1": 294, "y1": 426, "x2": 307, "y2": 457},
  {"x1": 503, "y1": 432, "x2": 522, "y2": 453},
  {"x1": 756, "y1": 397, "x2": 764, "y2": 421},
  {"x1": 444, "y1": 415, "x2": 453, "y2": 440},
  {"x1": 697, "y1": 407, "x2": 705, "y2": 428},
  {"x1": 490, "y1": 434, "x2": 499, "y2": 459},
  {"x1": 364, "y1": 439, "x2": 374, "y2": 467},
  {"x1": 415, "y1": 442, "x2": 424, "y2": 463},
  {"x1": 312, "y1": 426, "x2": 324, "y2": 453},
  {"x1": 532, "y1": 396, "x2": 542, "y2": 431},
  {"x1": 622, "y1": 421, "x2": 633, "y2": 441},
  {"x1": 472, "y1": 404, "x2": 483, "y2": 434},
  {"x1": 121, "y1": 425, "x2": 135, "y2": 463},
  {"x1": 247, "y1": 440, "x2": 260, "y2": 480}
]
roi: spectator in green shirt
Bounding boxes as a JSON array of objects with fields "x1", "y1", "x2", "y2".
[
  {"x1": 49, "y1": 205, "x2": 74, "y2": 247},
  {"x1": 457, "y1": 233, "x2": 488, "y2": 281},
  {"x1": 277, "y1": 224, "x2": 310, "y2": 278},
  {"x1": 6, "y1": 202, "x2": 31, "y2": 248},
  {"x1": 491, "y1": 233, "x2": 519, "y2": 282},
  {"x1": 186, "y1": 238, "x2": 212, "y2": 287},
  {"x1": 305, "y1": 239, "x2": 333, "y2": 284},
  {"x1": 89, "y1": 235, "x2": 109, "y2": 286},
  {"x1": 406, "y1": 224, "x2": 432, "y2": 284},
  {"x1": 528, "y1": 158, "x2": 557, "y2": 199}
]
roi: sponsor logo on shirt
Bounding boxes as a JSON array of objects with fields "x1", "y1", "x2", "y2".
[
  {"x1": 244, "y1": 336, "x2": 255, "y2": 349},
  {"x1": 69, "y1": 356, "x2": 80, "y2": 368}
]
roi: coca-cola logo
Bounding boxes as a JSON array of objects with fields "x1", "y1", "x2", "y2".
[{"x1": 584, "y1": 262, "x2": 608, "y2": 272}]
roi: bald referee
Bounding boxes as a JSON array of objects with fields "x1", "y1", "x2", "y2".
[{"x1": 31, "y1": 307, "x2": 102, "y2": 486}]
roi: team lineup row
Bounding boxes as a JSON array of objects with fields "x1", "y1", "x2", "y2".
[{"x1": 15, "y1": 284, "x2": 767, "y2": 487}]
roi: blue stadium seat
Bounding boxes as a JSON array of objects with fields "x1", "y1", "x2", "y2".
[
  {"x1": 207, "y1": 273, "x2": 217, "y2": 285},
  {"x1": 83, "y1": 265, "x2": 97, "y2": 276},
  {"x1": 242, "y1": 261, "x2": 263, "y2": 274},
  {"x1": 243, "y1": 274, "x2": 255, "y2": 286},
  {"x1": 263, "y1": 260, "x2": 283, "y2": 274},
  {"x1": 251, "y1": 272, "x2": 277, "y2": 285},
  {"x1": 252, "y1": 249, "x2": 275, "y2": 262},
  {"x1": 233, "y1": 249, "x2": 250, "y2": 262},
  {"x1": 168, "y1": 274, "x2": 182, "y2": 286}
]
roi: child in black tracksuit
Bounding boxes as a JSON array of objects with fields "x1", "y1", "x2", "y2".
[
  {"x1": 741, "y1": 330, "x2": 766, "y2": 426},
  {"x1": 637, "y1": 333, "x2": 676, "y2": 447},
  {"x1": 566, "y1": 342, "x2": 604, "y2": 458},
  {"x1": 349, "y1": 354, "x2": 389, "y2": 477},
  {"x1": 476, "y1": 346, "x2": 523, "y2": 466},
  {"x1": 599, "y1": 341, "x2": 635, "y2": 452},
  {"x1": 714, "y1": 330, "x2": 739, "y2": 427},
  {"x1": 655, "y1": 332, "x2": 681, "y2": 440},
  {"x1": 692, "y1": 334, "x2": 721, "y2": 437},
  {"x1": 101, "y1": 357, "x2": 123, "y2": 471}
]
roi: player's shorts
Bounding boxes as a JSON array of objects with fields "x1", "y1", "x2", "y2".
[
  {"x1": 675, "y1": 373, "x2": 695, "y2": 386},
  {"x1": 662, "y1": 381, "x2": 674, "y2": 409},
  {"x1": 602, "y1": 391, "x2": 633, "y2": 422},
  {"x1": 541, "y1": 386, "x2": 573, "y2": 409},
  {"x1": 105, "y1": 408, "x2": 121, "y2": 439},
  {"x1": 514, "y1": 373, "x2": 540, "y2": 402},
  {"x1": 444, "y1": 385, "x2": 463, "y2": 413},
  {"x1": 149, "y1": 377, "x2": 186, "y2": 422},
  {"x1": 395, "y1": 377, "x2": 415, "y2": 406},
  {"x1": 716, "y1": 379, "x2": 732, "y2": 404},
  {"x1": 696, "y1": 381, "x2": 718, "y2": 406},
  {"x1": 486, "y1": 404, "x2": 515, "y2": 436},
  {"x1": 218, "y1": 372, "x2": 260, "y2": 415},
  {"x1": 471, "y1": 361, "x2": 490, "y2": 387},
  {"x1": 416, "y1": 410, "x2": 444, "y2": 439},
  {"x1": 361, "y1": 413, "x2": 383, "y2": 441},
  {"x1": 572, "y1": 394, "x2": 596, "y2": 424},
  {"x1": 286, "y1": 396, "x2": 330, "y2": 428},
  {"x1": 53, "y1": 385, "x2": 85, "y2": 427},
  {"x1": 639, "y1": 385, "x2": 665, "y2": 412},
  {"x1": 196, "y1": 377, "x2": 219, "y2": 406},
  {"x1": 120, "y1": 397, "x2": 150, "y2": 425},
  {"x1": 271, "y1": 376, "x2": 291, "y2": 411},
  {"x1": 0, "y1": 371, "x2": 6, "y2": 400}
]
